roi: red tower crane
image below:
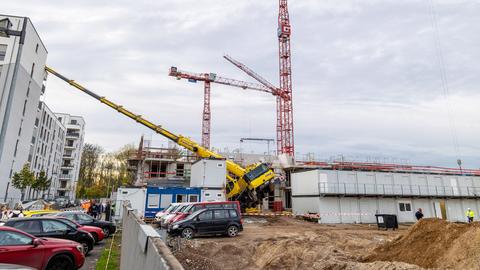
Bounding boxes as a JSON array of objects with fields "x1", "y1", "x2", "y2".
[
  {"x1": 278, "y1": 0, "x2": 294, "y2": 157},
  {"x1": 223, "y1": 0, "x2": 295, "y2": 158},
  {"x1": 169, "y1": 66, "x2": 279, "y2": 149}
]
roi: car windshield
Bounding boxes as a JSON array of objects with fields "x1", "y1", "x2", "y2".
[
  {"x1": 169, "y1": 205, "x2": 181, "y2": 213},
  {"x1": 173, "y1": 205, "x2": 187, "y2": 213},
  {"x1": 164, "y1": 205, "x2": 175, "y2": 212},
  {"x1": 182, "y1": 205, "x2": 194, "y2": 213}
]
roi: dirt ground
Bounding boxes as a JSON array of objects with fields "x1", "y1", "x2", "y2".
[
  {"x1": 172, "y1": 217, "x2": 423, "y2": 270},
  {"x1": 367, "y1": 218, "x2": 480, "y2": 269}
]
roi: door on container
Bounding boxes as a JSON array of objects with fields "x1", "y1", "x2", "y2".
[
  {"x1": 397, "y1": 201, "x2": 413, "y2": 222},
  {"x1": 433, "y1": 200, "x2": 446, "y2": 219}
]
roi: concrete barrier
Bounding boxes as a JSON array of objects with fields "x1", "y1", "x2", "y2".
[{"x1": 120, "y1": 205, "x2": 184, "y2": 270}]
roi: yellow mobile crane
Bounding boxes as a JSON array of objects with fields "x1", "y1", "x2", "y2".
[{"x1": 45, "y1": 66, "x2": 275, "y2": 208}]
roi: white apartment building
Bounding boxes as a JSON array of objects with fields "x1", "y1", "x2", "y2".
[
  {"x1": 30, "y1": 101, "x2": 65, "y2": 200},
  {"x1": 0, "y1": 15, "x2": 48, "y2": 202},
  {"x1": 55, "y1": 113, "x2": 85, "y2": 200}
]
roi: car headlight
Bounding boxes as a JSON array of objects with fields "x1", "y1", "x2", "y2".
[
  {"x1": 76, "y1": 245, "x2": 84, "y2": 254},
  {"x1": 172, "y1": 224, "x2": 179, "y2": 230}
]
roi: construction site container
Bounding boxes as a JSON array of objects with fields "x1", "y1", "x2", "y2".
[
  {"x1": 190, "y1": 159, "x2": 226, "y2": 188},
  {"x1": 201, "y1": 188, "x2": 225, "y2": 202},
  {"x1": 291, "y1": 169, "x2": 480, "y2": 224},
  {"x1": 144, "y1": 186, "x2": 201, "y2": 218},
  {"x1": 114, "y1": 187, "x2": 146, "y2": 219}
]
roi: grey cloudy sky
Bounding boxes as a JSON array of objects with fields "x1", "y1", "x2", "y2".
[{"x1": 4, "y1": 0, "x2": 480, "y2": 168}]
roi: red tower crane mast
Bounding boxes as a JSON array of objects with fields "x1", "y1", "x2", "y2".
[
  {"x1": 223, "y1": 0, "x2": 295, "y2": 157},
  {"x1": 278, "y1": 0, "x2": 294, "y2": 157},
  {"x1": 168, "y1": 66, "x2": 279, "y2": 149}
]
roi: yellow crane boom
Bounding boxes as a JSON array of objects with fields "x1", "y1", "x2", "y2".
[{"x1": 45, "y1": 66, "x2": 275, "y2": 206}]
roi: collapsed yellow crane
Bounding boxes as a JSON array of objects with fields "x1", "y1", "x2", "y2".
[{"x1": 45, "y1": 66, "x2": 276, "y2": 208}]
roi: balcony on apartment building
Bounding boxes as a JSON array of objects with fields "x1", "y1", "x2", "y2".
[
  {"x1": 63, "y1": 152, "x2": 74, "y2": 160},
  {"x1": 57, "y1": 181, "x2": 72, "y2": 191},
  {"x1": 66, "y1": 131, "x2": 80, "y2": 139},
  {"x1": 64, "y1": 142, "x2": 75, "y2": 149},
  {"x1": 66, "y1": 120, "x2": 81, "y2": 130},
  {"x1": 59, "y1": 174, "x2": 73, "y2": 179},
  {"x1": 61, "y1": 162, "x2": 74, "y2": 168}
]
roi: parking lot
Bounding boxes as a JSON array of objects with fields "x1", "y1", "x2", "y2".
[{"x1": 80, "y1": 240, "x2": 106, "y2": 270}]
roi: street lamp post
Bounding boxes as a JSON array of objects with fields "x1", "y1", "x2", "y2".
[{"x1": 0, "y1": 17, "x2": 28, "y2": 202}]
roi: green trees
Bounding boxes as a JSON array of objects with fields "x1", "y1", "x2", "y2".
[
  {"x1": 11, "y1": 164, "x2": 35, "y2": 201},
  {"x1": 11, "y1": 164, "x2": 51, "y2": 201},
  {"x1": 76, "y1": 143, "x2": 135, "y2": 199}
]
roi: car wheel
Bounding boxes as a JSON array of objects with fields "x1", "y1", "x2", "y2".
[
  {"x1": 227, "y1": 225, "x2": 238, "y2": 237},
  {"x1": 91, "y1": 232, "x2": 99, "y2": 243},
  {"x1": 46, "y1": 254, "x2": 74, "y2": 270},
  {"x1": 181, "y1": 227, "x2": 194, "y2": 239},
  {"x1": 103, "y1": 227, "x2": 110, "y2": 238},
  {"x1": 81, "y1": 241, "x2": 90, "y2": 255}
]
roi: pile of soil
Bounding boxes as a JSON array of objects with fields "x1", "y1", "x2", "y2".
[{"x1": 366, "y1": 218, "x2": 480, "y2": 269}]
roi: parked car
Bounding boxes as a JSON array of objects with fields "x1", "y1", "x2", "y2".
[
  {"x1": 52, "y1": 217, "x2": 105, "y2": 244},
  {"x1": 170, "y1": 201, "x2": 241, "y2": 224},
  {"x1": 50, "y1": 211, "x2": 116, "y2": 238},
  {"x1": 4, "y1": 217, "x2": 95, "y2": 255},
  {"x1": 168, "y1": 208, "x2": 243, "y2": 239},
  {"x1": 0, "y1": 226, "x2": 85, "y2": 270},
  {"x1": 160, "y1": 203, "x2": 191, "y2": 228},
  {"x1": 155, "y1": 203, "x2": 179, "y2": 223},
  {"x1": 24, "y1": 210, "x2": 60, "y2": 217}
]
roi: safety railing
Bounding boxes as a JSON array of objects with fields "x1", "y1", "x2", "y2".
[{"x1": 318, "y1": 182, "x2": 480, "y2": 197}]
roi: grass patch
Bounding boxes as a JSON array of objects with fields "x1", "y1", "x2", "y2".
[{"x1": 96, "y1": 230, "x2": 122, "y2": 270}]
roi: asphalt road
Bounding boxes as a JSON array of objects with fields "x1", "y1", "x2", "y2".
[{"x1": 79, "y1": 239, "x2": 106, "y2": 270}]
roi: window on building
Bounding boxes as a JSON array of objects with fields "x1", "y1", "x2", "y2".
[
  {"x1": 18, "y1": 120, "x2": 23, "y2": 136},
  {"x1": 147, "y1": 194, "x2": 160, "y2": 209},
  {"x1": 26, "y1": 87, "x2": 30, "y2": 97},
  {"x1": 30, "y1": 63, "x2": 35, "y2": 78},
  {"x1": 176, "y1": 163, "x2": 184, "y2": 177},
  {"x1": 399, "y1": 202, "x2": 412, "y2": 212},
  {"x1": 70, "y1": 119, "x2": 77, "y2": 125},
  {"x1": 34, "y1": 118, "x2": 39, "y2": 127},
  {"x1": 13, "y1": 140, "x2": 19, "y2": 157},
  {"x1": 0, "y1": 44, "x2": 7, "y2": 61},
  {"x1": 35, "y1": 43, "x2": 39, "y2": 53},
  {"x1": 22, "y1": 100, "x2": 27, "y2": 116}
]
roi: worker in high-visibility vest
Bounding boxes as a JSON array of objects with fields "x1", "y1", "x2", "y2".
[{"x1": 466, "y1": 208, "x2": 474, "y2": 223}]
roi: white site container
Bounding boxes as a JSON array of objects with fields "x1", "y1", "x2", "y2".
[
  {"x1": 115, "y1": 187, "x2": 146, "y2": 219},
  {"x1": 190, "y1": 159, "x2": 226, "y2": 188},
  {"x1": 201, "y1": 189, "x2": 226, "y2": 202}
]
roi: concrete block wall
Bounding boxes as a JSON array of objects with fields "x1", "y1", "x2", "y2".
[{"x1": 120, "y1": 205, "x2": 183, "y2": 270}]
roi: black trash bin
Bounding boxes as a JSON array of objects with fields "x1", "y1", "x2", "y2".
[{"x1": 375, "y1": 214, "x2": 398, "y2": 230}]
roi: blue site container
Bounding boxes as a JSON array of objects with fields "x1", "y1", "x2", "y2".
[{"x1": 144, "y1": 186, "x2": 201, "y2": 218}]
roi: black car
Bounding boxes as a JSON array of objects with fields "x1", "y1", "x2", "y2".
[
  {"x1": 51, "y1": 211, "x2": 116, "y2": 237},
  {"x1": 168, "y1": 208, "x2": 243, "y2": 239},
  {"x1": 4, "y1": 217, "x2": 94, "y2": 255}
]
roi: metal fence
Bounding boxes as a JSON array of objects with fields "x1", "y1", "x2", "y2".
[{"x1": 319, "y1": 182, "x2": 480, "y2": 197}]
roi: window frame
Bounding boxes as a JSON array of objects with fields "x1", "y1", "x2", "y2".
[{"x1": 0, "y1": 231, "x2": 33, "y2": 246}]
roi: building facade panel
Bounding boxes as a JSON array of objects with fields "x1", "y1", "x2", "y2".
[
  {"x1": 55, "y1": 113, "x2": 85, "y2": 200},
  {"x1": 292, "y1": 168, "x2": 480, "y2": 223},
  {"x1": 0, "y1": 15, "x2": 48, "y2": 202}
]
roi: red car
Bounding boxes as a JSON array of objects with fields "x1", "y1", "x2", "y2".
[
  {"x1": 54, "y1": 217, "x2": 105, "y2": 243},
  {"x1": 170, "y1": 201, "x2": 241, "y2": 224},
  {"x1": 0, "y1": 226, "x2": 85, "y2": 270}
]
